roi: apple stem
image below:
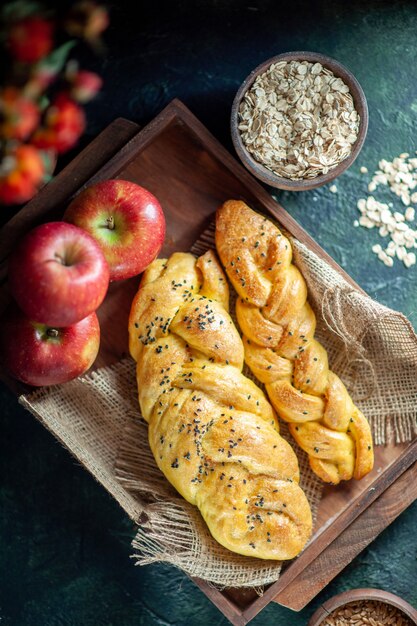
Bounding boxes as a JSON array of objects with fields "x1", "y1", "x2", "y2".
[
  {"x1": 106, "y1": 216, "x2": 115, "y2": 230},
  {"x1": 46, "y1": 328, "x2": 59, "y2": 338},
  {"x1": 54, "y1": 253, "x2": 67, "y2": 266}
]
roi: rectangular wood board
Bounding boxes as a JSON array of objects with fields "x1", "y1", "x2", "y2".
[{"x1": 0, "y1": 99, "x2": 415, "y2": 625}]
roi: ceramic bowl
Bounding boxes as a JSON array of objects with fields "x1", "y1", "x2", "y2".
[
  {"x1": 231, "y1": 51, "x2": 368, "y2": 191},
  {"x1": 308, "y1": 588, "x2": 417, "y2": 625}
]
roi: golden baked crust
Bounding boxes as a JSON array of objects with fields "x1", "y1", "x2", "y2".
[
  {"x1": 128, "y1": 249, "x2": 312, "y2": 560},
  {"x1": 215, "y1": 200, "x2": 374, "y2": 485}
]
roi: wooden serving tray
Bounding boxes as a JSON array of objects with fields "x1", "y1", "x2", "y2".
[{"x1": 0, "y1": 99, "x2": 415, "y2": 625}]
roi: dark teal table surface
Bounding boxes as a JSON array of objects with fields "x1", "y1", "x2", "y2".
[{"x1": 1, "y1": 1, "x2": 417, "y2": 624}]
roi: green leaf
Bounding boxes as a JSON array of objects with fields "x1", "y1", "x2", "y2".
[
  {"x1": 39, "y1": 148, "x2": 57, "y2": 179},
  {"x1": 36, "y1": 40, "x2": 76, "y2": 78},
  {"x1": 38, "y1": 94, "x2": 50, "y2": 111}
]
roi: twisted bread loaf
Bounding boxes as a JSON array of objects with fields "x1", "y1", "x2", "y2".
[
  {"x1": 128, "y1": 249, "x2": 312, "y2": 559},
  {"x1": 215, "y1": 200, "x2": 374, "y2": 485}
]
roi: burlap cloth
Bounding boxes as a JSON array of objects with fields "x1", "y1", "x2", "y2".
[{"x1": 20, "y1": 225, "x2": 417, "y2": 588}]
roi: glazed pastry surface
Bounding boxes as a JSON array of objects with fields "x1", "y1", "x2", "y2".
[
  {"x1": 128, "y1": 249, "x2": 312, "y2": 559},
  {"x1": 215, "y1": 200, "x2": 374, "y2": 485}
]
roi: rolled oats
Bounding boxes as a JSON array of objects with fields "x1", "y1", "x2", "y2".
[
  {"x1": 356, "y1": 195, "x2": 417, "y2": 268},
  {"x1": 355, "y1": 151, "x2": 417, "y2": 269},
  {"x1": 322, "y1": 599, "x2": 413, "y2": 626},
  {"x1": 238, "y1": 60, "x2": 360, "y2": 180}
]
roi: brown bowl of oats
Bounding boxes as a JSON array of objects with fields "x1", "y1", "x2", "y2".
[
  {"x1": 308, "y1": 588, "x2": 417, "y2": 626},
  {"x1": 231, "y1": 51, "x2": 368, "y2": 191}
]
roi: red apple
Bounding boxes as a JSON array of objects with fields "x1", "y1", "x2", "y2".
[
  {"x1": 0, "y1": 302, "x2": 100, "y2": 386},
  {"x1": 63, "y1": 179, "x2": 166, "y2": 281},
  {"x1": 8, "y1": 221, "x2": 109, "y2": 327}
]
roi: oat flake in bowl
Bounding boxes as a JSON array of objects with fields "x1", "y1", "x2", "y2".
[{"x1": 238, "y1": 59, "x2": 360, "y2": 180}]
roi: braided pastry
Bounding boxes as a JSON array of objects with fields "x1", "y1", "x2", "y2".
[
  {"x1": 128, "y1": 249, "x2": 312, "y2": 559},
  {"x1": 215, "y1": 200, "x2": 374, "y2": 485}
]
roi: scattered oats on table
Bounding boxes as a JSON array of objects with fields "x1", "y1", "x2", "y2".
[
  {"x1": 355, "y1": 152, "x2": 417, "y2": 269},
  {"x1": 238, "y1": 60, "x2": 360, "y2": 180}
]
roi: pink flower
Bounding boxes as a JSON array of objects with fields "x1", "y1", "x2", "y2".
[{"x1": 70, "y1": 70, "x2": 102, "y2": 103}]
